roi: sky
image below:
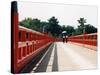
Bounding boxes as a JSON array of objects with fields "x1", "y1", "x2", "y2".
[{"x1": 18, "y1": 2, "x2": 98, "y2": 28}]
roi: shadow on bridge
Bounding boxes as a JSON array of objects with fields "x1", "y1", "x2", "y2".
[
  {"x1": 52, "y1": 44, "x2": 58, "y2": 71},
  {"x1": 34, "y1": 43, "x2": 58, "y2": 72}
]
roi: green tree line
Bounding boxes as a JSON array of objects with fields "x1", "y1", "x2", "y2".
[{"x1": 19, "y1": 17, "x2": 97, "y2": 37}]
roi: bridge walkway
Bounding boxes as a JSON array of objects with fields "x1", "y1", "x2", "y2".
[{"x1": 30, "y1": 42, "x2": 97, "y2": 73}]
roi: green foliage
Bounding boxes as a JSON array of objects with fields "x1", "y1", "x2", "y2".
[
  {"x1": 65, "y1": 25, "x2": 75, "y2": 36},
  {"x1": 20, "y1": 18, "x2": 33, "y2": 28},
  {"x1": 19, "y1": 17, "x2": 97, "y2": 37},
  {"x1": 77, "y1": 18, "x2": 86, "y2": 33},
  {"x1": 77, "y1": 18, "x2": 86, "y2": 25},
  {"x1": 61, "y1": 25, "x2": 75, "y2": 36},
  {"x1": 20, "y1": 18, "x2": 43, "y2": 32},
  {"x1": 47, "y1": 16, "x2": 62, "y2": 37},
  {"x1": 73, "y1": 18, "x2": 97, "y2": 35},
  {"x1": 85, "y1": 24, "x2": 97, "y2": 33}
]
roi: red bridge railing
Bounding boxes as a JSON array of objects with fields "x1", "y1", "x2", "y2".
[
  {"x1": 11, "y1": 1, "x2": 54, "y2": 73},
  {"x1": 16, "y1": 26, "x2": 54, "y2": 73},
  {"x1": 67, "y1": 33, "x2": 97, "y2": 46}
]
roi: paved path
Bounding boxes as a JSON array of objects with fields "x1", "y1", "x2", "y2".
[{"x1": 31, "y1": 42, "x2": 97, "y2": 73}]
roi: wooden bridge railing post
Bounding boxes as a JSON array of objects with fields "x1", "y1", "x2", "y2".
[{"x1": 11, "y1": 1, "x2": 19, "y2": 73}]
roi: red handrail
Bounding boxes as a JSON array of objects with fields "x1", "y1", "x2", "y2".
[{"x1": 67, "y1": 33, "x2": 97, "y2": 46}]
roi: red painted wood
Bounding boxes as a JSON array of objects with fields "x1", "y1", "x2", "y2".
[{"x1": 67, "y1": 33, "x2": 97, "y2": 46}]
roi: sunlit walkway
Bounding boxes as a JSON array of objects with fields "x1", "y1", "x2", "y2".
[{"x1": 31, "y1": 42, "x2": 97, "y2": 73}]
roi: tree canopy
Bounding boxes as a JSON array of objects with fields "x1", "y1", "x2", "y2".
[{"x1": 19, "y1": 17, "x2": 97, "y2": 37}]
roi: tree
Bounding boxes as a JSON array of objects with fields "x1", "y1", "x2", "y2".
[
  {"x1": 66, "y1": 25, "x2": 75, "y2": 36},
  {"x1": 48, "y1": 16, "x2": 62, "y2": 37},
  {"x1": 61, "y1": 25, "x2": 66, "y2": 31},
  {"x1": 40, "y1": 21, "x2": 49, "y2": 32},
  {"x1": 77, "y1": 18, "x2": 86, "y2": 33},
  {"x1": 73, "y1": 21, "x2": 97, "y2": 35},
  {"x1": 19, "y1": 17, "x2": 97, "y2": 37},
  {"x1": 85, "y1": 24, "x2": 97, "y2": 34},
  {"x1": 20, "y1": 18, "x2": 42, "y2": 32},
  {"x1": 20, "y1": 18, "x2": 33, "y2": 28},
  {"x1": 61, "y1": 25, "x2": 75, "y2": 36},
  {"x1": 30, "y1": 18, "x2": 41, "y2": 31},
  {"x1": 76, "y1": 18, "x2": 97, "y2": 35}
]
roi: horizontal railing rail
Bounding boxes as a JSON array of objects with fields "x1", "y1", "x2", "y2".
[{"x1": 67, "y1": 33, "x2": 97, "y2": 46}]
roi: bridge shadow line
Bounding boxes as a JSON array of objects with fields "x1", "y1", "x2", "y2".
[
  {"x1": 34, "y1": 43, "x2": 54, "y2": 72},
  {"x1": 52, "y1": 44, "x2": 58, "y2": 71}
]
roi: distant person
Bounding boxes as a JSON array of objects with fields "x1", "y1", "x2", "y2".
[
  {"x1": 62, "y1": 36, "x2": 65, "y2": 43},
  {"x1": 66, "y1": 36, "x2": 68, "y2": 43},
  {"x1": 62, "y1": 35, "x2": 68, "y2": 43}
]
